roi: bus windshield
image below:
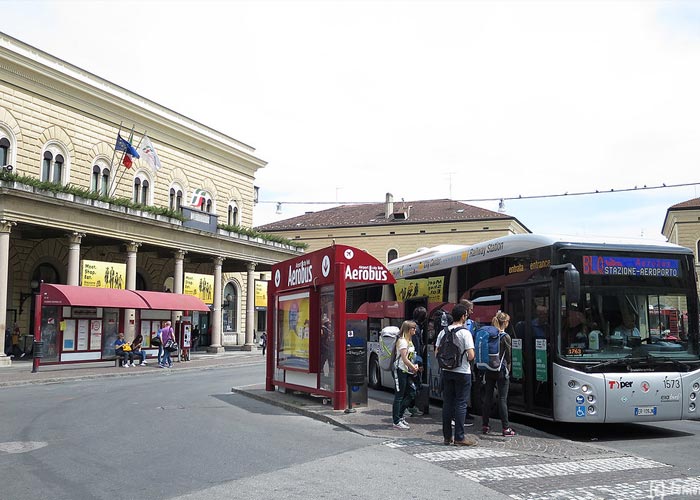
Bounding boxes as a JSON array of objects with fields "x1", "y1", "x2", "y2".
[{"x1": 559, "y1": 289, "x2": 699, "y2": 362}]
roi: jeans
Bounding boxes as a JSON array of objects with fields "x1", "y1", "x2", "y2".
[
  {"x1": 158, "y1": 344, "x2": 164, "y2": 364},
  {"x1": 162, "y1": 348, "x2": 173, "y2": 366},
  {"x1": 133, "y1": 350, "x2": 147, "y2": 363},
  {"x1": 441, "y1": 370, "x2": 471, "y2": 442},
  {"x1": 482, "y1": 370, "x2": 510, "y2": 429},
  {"x1": 120, "y1": 351, "x2": 134, "y2": 365},
  {"x1": 392, "y1": 370, "x2": 416, "y2": 424}
]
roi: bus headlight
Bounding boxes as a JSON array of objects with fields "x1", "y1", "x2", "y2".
[{"x1": 587, "y1": 394, "x2": 596, "y2": 403}]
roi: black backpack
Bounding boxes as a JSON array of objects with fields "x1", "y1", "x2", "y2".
[{"x1": 436, "y1": 326, "x2": 466, "y2": 370}]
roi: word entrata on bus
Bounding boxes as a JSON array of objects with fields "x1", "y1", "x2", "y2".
[{"x1": 355, "y1": 234, "x2": 700, "y2": 423}]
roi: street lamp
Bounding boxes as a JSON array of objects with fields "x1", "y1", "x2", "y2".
[{"x1": 19, "y1": 279, "x2": 40, "y2": 315}]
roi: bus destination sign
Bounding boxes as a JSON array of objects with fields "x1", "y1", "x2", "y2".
[{"x1": 582, "y1": 256, "x2": 680, "y2": 277}]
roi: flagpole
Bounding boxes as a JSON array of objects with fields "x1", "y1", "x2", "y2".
[
  {"x1": 108, "y1": 124, "x2": 135, "y2": 197},
  {"x1": 106, "y1": 121, "x2": 123, "y2": 196},
  {"x1": 113, "y1": 129, "x2": 146, "y2": 199}
]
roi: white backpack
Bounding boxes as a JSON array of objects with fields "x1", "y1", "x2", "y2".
[{"x1": 378, "y1": 326, "x2": 400, "y2": 371}]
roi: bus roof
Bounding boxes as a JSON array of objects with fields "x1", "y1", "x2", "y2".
[{"x1": 389, "y1": 233, "x2": 691, "y2": 278}]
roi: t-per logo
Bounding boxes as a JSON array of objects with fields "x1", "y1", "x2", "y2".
[{"x1": 609, "y1": 380, "x2": 633, "y2": 389}]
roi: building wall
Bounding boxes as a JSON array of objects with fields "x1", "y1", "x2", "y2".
[
  {"x1": 273, "y1": 219, "x2": 529, "y2": 263},
  {"x1": 662, "y1": 208, "x2": 700, "y2": 295}
]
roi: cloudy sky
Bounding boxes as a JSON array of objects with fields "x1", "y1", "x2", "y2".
[{"x1": 3, "y1": 1, "x2": 700, "y2": 240}]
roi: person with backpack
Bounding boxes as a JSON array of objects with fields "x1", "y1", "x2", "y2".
[
  {"x1": 480, "y1": 311, "x2": 515, "y2": 437},
  {"x1": 406, "y1": 306, "x2": 427, "y2": 417},
  {"x1": 435, "y1": 303, "x2": 476, "y2": 446},
  {"x1": 391, "y1": 320, "x2": 419, "y2": 430}
]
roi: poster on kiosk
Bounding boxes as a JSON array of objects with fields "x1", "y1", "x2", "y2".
[{"x1": 265, "y1": 244, "x2": 395, "y2": 410}]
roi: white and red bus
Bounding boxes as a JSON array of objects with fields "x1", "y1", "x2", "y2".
[{"x1": 359, "y1": 234, "x2": 700, "y2": 423}]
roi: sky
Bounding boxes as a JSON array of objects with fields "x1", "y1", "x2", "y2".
[{"x1": 3, "y1": 0, "x2": 700, "y2": 241}]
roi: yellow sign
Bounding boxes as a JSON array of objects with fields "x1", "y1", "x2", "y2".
[
  {"x1": 394, "y1": 276, "x2": 444, "y2": 303},
  {"x1": 184, "y1": 272, "x2": 214, "y2": 304},
  {"x1": 255, "y1": 280, "x2": 268, "y2": 308},
  {"x1": 81, "y1": 260, "x2": 126, "y2": 289}
]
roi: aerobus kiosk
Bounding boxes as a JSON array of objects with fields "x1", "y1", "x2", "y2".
[{"x1": 265, "y1": 244, "x2": 395, "y2": 410}]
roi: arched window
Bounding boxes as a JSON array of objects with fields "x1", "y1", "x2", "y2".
[
  {"x1": 190, "y1": 189, "x2": 212, "y2": 212},
  {"x1": 0, "y1": 137, "x2": 9, "y2": 167},
  {"x1": 169, "y1": 185, "x2": 183, "y2": 212},
  {"x1": 205, "y1": 198, "x2": 213, "y2": 213},
  {"x1": 387, "y1": 249, "x2": 398, "y2": 263},
  {"x1": 133, "y1": 174, "x2": 151, "y2": 205},
  {"x1": 223, "y1": 282, "x2": 238, "y2": 333},
  {"x1": 91, "y1": 163, "x2": 111, "y2": 195},
  {"x1": 227, "y1": 202, "x2": 239, "y2": 226},
  {"x1": 41, "y1": 144, "x2": 68, "y2": 184}
]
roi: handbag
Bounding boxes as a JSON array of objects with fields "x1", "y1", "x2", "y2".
[
  {"x1": 164, "y1": 339, "x2": 178, "y2": 352},
  {"x1": 151, "y1": 335, "x2": 161, "y2": 347}
]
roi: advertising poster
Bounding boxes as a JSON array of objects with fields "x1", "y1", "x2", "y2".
[
  {"x1": 184, "y1": 272, "x2": 214, "y2": 304},
  {"x1": 277, "y1": 292, "x2": 310, "y2": 370},
  {"x1": 90, "y1": 319, "x2": 102, "y2": 350},
  {"x1": 394, "y1": 276, "x2": 444, "y2": 303},
  {"x1": 511, "y1": 338, "x2": 523, "y2": 379},
  {"x1": 254, "y1": 280, "x2": 268, "y2": 309},
  {"x1": 81, "y1": 260, "x2": 126, "y2": 289},
  {"x1": 535, "y1": 338, "x2": 548, "y2": 381},
  {"x1": 77, "y1": 319, "x2": 89, "y2": 350}
]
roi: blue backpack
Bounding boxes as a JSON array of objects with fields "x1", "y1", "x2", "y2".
[{"x1": 475, "y1": 326, "x2": 506, "y2": 372}]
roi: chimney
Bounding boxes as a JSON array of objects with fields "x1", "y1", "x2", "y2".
[{"x1": 385, "y1": 193, "x2": 394, "y2": 219}]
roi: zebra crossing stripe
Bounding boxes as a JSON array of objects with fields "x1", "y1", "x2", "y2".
[
  {"x1": 414, "y1": 448, "x2": 518, "y2": 462},
  {"x1": 509, "y1": 475, "x2": 700, "y2": 500},
  {"x1": 458, "y1": 456, "x2": 669, "y2": 483}
]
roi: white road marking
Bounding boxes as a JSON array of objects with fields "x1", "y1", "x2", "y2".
[
  {"x1": 459, "y1": 456, "x2": 669, "y2": 483},
  {"x1": 414, "y1": 448, "x2": 518, "y2": 462},
  {"x1": 509, "y1": 475, "x2": 700, "y2": 500},
  {"x1": 0, "y1": 441, "x2": 48, "y2": 454}
]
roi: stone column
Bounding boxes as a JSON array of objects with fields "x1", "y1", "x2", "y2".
[
  {"x1": 66, "y1": 232, "x2": 86, "y2": 286},
  {"x1": 0, "y1": 220, "x2": 16, "y2": 366},
  {"x1": 243, "y1": 261, "x2": 257, "y2": 351},
  {"x1": 171, "y1": 250, "x2": 186, "y2": 325},
  {"x1": 124, "y1": 241, "x2": 141, "y2": 340},
  {"x1": 208, "y1": 256, "x2": 224, "y2": 353}
]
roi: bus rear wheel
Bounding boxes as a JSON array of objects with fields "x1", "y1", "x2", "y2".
[{"x1": 369, "y1": 355, "x2": 381, "y2": 389}]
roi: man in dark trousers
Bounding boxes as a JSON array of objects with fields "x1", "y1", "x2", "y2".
[{"x1": 406, "y1": 306, "x2": 427, "y2": 417}]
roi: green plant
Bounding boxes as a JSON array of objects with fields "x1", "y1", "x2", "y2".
[{"x1": 217, "y1": 223, "x2": 307, "y2": 249}]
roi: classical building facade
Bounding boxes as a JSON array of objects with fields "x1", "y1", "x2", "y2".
[
  {"x1": 256, "y1": 193, "x2": 530, "y2": 263},
  {"x1": 662, "y1": 197, "x2": 700, "y2": 295},
  {"x1": 0, "y1": 32, "x2": 301, "y2": 366}
]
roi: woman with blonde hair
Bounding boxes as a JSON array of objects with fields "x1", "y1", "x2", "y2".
[
  {"x1": 481, "y1": 311, "x2": 515, "y2": 437},
  {"x1": 391, "y1": 320, "x2": 419, "y2": 430}
]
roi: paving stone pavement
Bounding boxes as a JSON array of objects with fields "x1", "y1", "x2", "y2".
[{"x1": 234, "y1": 387, "x2": 700, "y2": 500}]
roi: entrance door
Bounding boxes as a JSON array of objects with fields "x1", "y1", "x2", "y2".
[{"x1": 505, "y1": 284, "x2": 553, "y2": 418}]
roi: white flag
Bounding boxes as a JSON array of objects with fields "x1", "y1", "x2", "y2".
[{"x1": 138, "y1": 135, "x2": 161, "y2": 173}]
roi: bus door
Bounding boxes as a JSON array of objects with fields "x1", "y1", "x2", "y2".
[{"x1": 505, "y1": 284, "x2": 553, "y2": 418}]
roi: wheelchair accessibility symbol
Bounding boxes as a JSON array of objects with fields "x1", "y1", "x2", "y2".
[{"x1": 576, "y1": 406, "x2": 586, "y2": 418}]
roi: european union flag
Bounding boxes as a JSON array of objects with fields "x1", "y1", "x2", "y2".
[{"x1": 115, "y1": 134, "x2": 140, "y2": 158}]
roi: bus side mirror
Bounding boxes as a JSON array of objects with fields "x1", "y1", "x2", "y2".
[{"x1": 564, "y1": 268, "x2": 580, "y2": 305}]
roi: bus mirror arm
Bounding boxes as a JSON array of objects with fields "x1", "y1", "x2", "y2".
[{"x1": 550, "y1": 264, "x2": 581, "y2": 305}]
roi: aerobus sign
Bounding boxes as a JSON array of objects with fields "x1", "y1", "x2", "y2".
[{"x1": 582, "y1": 256, "x2": 680, "y2": 277}]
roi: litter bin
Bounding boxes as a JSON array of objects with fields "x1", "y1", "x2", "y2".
[
  {"x1": 346, "y1": 346, "x2": 366, "y2": 386},
  {"x1": 32, "y1": 341, "x2": 44, "y2": 359}
]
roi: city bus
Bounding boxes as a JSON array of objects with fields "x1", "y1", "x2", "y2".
[{"x1": 361, "y1": 234, "x2": 700, "y2": 423}]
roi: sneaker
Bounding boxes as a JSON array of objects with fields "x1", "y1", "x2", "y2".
[
  {"x1": 408, "y1": 407, "x2": 423, "y2": 417},
  {"x1": 122, "y1": 363, "x2": 128, "y2": 368},
  {"x1": 454, "y1": 437, "x2": 478, "y2": 446},
  {"x1": 502, "y1": 427, "x2": 516, "y2": 437},
  {"x1": 168, "y1": 363, "x2": 173, "y2": 368},
  {"x1": 141, "y1": 360, "x2": 147, "y2": 365},
  {"x1": 130, "y1": 363, "x2": 135, "y2": 367},
  {"x1": 443, "y1": 439, "x2": 453, "y2": 445},
  {"x1": 464, "y1": 414, "x2": 475, "y2": 426},
  {"x1": 158, "y1": 363, "x2": 165, "y2": 368},
  {"x1": 482, "y1": 425, "x2": 490, "y2": 434},
  {"x1": 392, "y1": 420, "x2": 410, "y2": 430}
]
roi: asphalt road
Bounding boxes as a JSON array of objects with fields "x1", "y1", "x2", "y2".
[{"x1": 0, "y1": 363, "x2": 510, "y2": 500}]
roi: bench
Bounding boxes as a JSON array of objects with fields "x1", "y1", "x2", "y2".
[{"x1": 110, "y1": 351, "x2": 149, "y2": 367}]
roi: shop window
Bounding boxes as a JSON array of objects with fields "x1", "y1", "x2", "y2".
[{"x1": 223, "y1": 282, "x2": 238, "y2": 332}]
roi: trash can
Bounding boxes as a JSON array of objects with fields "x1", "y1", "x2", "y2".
[
  {"x1": 32, "y1": 341, "x2": 44, "y2": 359},
  {"x1": 346, "y1": 346, "x2": 366, "y2": 385}
]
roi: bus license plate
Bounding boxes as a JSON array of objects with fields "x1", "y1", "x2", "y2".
[{"x1": 635, "y1": 406, "x2": 657, "y2": 416}]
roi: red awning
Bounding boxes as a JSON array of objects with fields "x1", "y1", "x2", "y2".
[
  {"x1": 40, "y1": 284, "x2": 149, "y2": 308},
  {"x1": 133, "y1": 290, "x2": 210, "y2": 312}
]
